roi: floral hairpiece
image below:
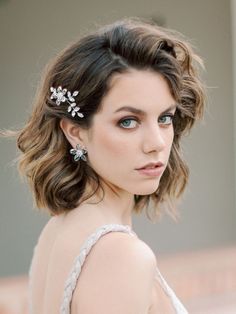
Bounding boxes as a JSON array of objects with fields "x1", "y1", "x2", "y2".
[{"x1": 50, "y1": 86, "x2": 84, "y2": 118}]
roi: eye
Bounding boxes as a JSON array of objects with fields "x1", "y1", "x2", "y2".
[
  {"x1": 118, "y1": 117, "x2": 139, "y2": 129},
  {"x1": 158, "y1": 114, "x2": 174, "y2": 125}
]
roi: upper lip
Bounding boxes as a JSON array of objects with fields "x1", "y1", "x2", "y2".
[{"x1": 136, "y1": 161, "x2": 164, "y2": 170}]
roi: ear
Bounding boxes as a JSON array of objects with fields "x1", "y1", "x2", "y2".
[{"x1": 59, "y1": 118, "x2": 87, "y2": 148}]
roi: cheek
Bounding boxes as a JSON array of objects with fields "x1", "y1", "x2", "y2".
[
  {"x1": 92, "y1": 126, "x2": 132, "y2": 157},
  {"x1": 168, "y1": 130, "x2": 175, "y2": 151},
  {"x1": 168, "y1": 127, "x2": 174, "y2": 144},
  {"x1": 164, "y1": 128, "x2": 174, "y2": 155}
]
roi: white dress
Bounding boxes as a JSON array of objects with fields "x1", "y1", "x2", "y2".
[{"x1": 29, "y1": 223, "x2": 188, "y2": 314}]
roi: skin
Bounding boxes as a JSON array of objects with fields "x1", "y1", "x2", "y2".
[{"x1": 60, "y1": 68, "x2": 177, "y2": 229}]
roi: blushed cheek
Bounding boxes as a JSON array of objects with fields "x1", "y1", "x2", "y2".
[
  {"x1": 170, "y1": 134, "x2": 174, "y2": 148},
  {"x1": 165, "y1": 130, "x2": 174, "y2": 155},
  {"x1": 97, "y1": 128, "x2": 131, "y2": 157},
  {"x1": 169, "y1": 127, "x2": 174, "y2": 144}
]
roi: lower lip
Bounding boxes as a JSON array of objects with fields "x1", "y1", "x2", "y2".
[{"x1": 136, "y1": 166, "x2": 164, "y2": 177}]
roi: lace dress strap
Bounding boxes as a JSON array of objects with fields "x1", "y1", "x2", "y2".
[
  {"x1": 60, "y1": 223, "x2": 136, "y2": 314},
  {"x1": 154, "y1": 267, "x2": 188, "y2": 314}
]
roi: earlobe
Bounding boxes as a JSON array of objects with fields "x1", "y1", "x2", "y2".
[{"x1": 59, "y1": 118, "x2": 85, "y2": 148}]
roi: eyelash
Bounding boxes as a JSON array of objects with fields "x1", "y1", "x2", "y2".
[{"x1": 118, "y1": 114, "x2": 175, "y2": 129}]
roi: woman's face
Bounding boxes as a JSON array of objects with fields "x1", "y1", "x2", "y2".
[{"x1": 83, "y1": 69, "x2": 176, "y2": 196}]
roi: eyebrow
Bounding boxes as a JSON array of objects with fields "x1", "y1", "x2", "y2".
[{"x1": 114, "y1": 104, "x2": 177, "y2": 116}]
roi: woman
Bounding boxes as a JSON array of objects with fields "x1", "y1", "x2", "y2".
[{"x1": 2, "y1": 18, "x2": 205, "y2": 313}]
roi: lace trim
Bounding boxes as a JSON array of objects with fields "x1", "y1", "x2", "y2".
[{"x1": 60, "y1": 223, "x2": 136, "y2": 314}]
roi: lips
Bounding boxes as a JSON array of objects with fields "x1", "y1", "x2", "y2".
[
  {"x1": 135, "y1": 161, "x2": 165, "y2": 179},
  {"x1": 136, "y1": 161, "x2": 164, "y2": 170},
  {"x1": 136, "y1": 162, "x2": 165, "y2": 177}
]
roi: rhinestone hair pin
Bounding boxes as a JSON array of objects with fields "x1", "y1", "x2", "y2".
[{"x1": 50, "y1": 86, "x2": 84, "y2": 118}]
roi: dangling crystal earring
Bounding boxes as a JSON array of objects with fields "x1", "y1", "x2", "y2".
[{"x1": 70, "y1": 144, "x2": 87, "y2": 162}]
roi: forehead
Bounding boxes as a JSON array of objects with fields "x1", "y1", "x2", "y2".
[{"x1": 99, "y1": 69, "x2": 176, "y2": 114}]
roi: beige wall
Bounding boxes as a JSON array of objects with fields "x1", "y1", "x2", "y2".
[{"x1": 0, "y1": 0, "x2": 235, "y2": 277}]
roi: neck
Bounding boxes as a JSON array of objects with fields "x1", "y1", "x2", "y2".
[{"x1": 80, "y1": 180, "x2": 135, "y2": 228}]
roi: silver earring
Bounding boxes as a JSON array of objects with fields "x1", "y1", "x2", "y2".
[{"x1": 70, "y1": 144, "x2": 87, "y2": 162}]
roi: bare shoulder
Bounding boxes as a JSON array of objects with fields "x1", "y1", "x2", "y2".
[
  {"x1": 72, "y1": 231, "x2": 157, "y2": 314},
  {"x1": 95, "y1": 231, "x2": 157, "y2": 267}
]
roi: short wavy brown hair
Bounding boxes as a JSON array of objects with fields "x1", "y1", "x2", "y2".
[{"x1": 1, "y1": 17, "x2": 206, "y2": 221}]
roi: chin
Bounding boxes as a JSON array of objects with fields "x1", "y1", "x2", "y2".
[{"x1": 132, "y1": 182, "x2": 160, "y2": 196}]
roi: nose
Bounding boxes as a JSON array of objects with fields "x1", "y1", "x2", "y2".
[{"x1": 142, "y1": 124, "x2": 166, "y2": 154}]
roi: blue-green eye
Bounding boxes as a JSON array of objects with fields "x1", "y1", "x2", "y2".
[
  {"x1": 159, "y1": 114, "x2": 174, "y2": 125},
  {"x1": 119, "y1": 118, "x2": 139, "y2": 129}
]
